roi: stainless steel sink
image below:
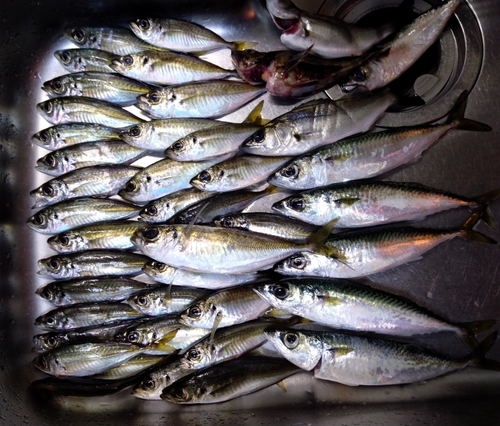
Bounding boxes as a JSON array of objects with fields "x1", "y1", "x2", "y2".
[{"x1": 1, "y1": 1, "x2": 499, "y2": 424}]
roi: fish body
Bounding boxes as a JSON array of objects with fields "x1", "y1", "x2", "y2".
[
  {"x1": 131, "y1": 224, "x2": 316, "y2": 274},
  {"x1": 47, "y1": 220, "x2": 148, "y2": 252},
  {"x1": 342, "y1": 0, "x2": 461, "y2": 91},
  {"x1": 111, "y1": 50, "x2": 235, "y2": 85},
  {"x1": 30, "y1": 165, "x2": 140, "y2": 208},
  {"x1": 37, "y1": 250, "x2": 150, "y2": 279},
  {"x1": 142, "y1": 261, "x2": 261, "y2": 290},
  {"x1": 42, "y1": 72, "x2": 151, "y2": 106},
  {"x1": 54, "y1": 48, "x2": 118, "y2": 73},
  {"x1": 37, "y1": 97, "x2": 143, "y2": 127},
  {"x1": 92, "y1": 354, "x2": 165, "y2": 380},
  {"x1": 27, "y1": 198, "x2": 140, "y2": 234},
  {"x1": 65, "y1": 27, "x2": 166, "y2": 55},
  {"x1": 161, "y1": 356, "x2": 299, "y2": 404},
  {"x1": 265, "y1": 329, "x2": 474, "y2": 386},
  {"x1": 32, "y1": 123, "x2": 121, "y2": 151},
  {"x1": 135, "y1": 81, "x2": 265, "y2": 119},
  {"x1": 190, "y1": 155, "x2": 293, "y2": 192},
  {"x1": 36, "y1": 277, "x2": 156, "y2": 306},
  {"x1": 241, "y1": 90, "x2": 396, "y2": 156}
]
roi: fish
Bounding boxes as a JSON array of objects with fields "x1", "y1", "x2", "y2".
[
  {"x1": 264, "y1": 329, "x2": 499, "y2": 386},
  {"x1": 161, "y1": 356, "x2": 300, "y2": 404},
  {"x1": 54, "y1": 48, "x2": 118, "y2": 73},
  {"x1": 47, "y1": 220, "x2": 149, "y2": 252},
  {"x1": 266, "y1": 0, "x2": 398, "y2": 59},
  {"x1": 254, "y1": 278, "x2": 496, "y2": 349},
  {"x1": 240, "y1": 89, "x2": 397, "y2": 156},
  {"x1": 65, "y1": 27, "x2": 167, "y2": 55},
  {"x1": 274, "y1": 214, "x2": 496, "y2": 279},
  {"x1": 119, "y1": 153, "x2": 233, "y2": 204},
  {"x1": 119, "y1": 119, "x2": 225, "y2": 151},
  {"x1": 129, "y1": 18, "x2": 253, "y2": 53},
  {"x1": 231, "y1": 48, "x2": 370, "y2": 97},
  {"x1": 33, "y1": 342, "x2": 145, "y2": 377},
  {"x1": 110, "y1": 50, "x2": 237, "y2": 85},
  {"x1": 131, "y1": 224, "x2": 321, "y2": 274},
  {"x1": 142, "y1": 261, "x2": 262, "y2": 290},
  {"x1": 341, "y1": 0, "x2": 461, "y2": 91},
  {"x1": 91, "y1": 354, "x2": 166, "y2": 380},
  {"x1": 37, "y1": 97, "x2": 143, "y2": 127},
  {"x1": 34, "y1": 302, "x2": 145, "y2": 331},
  {"x1": 32, "y1": 123, "x2": 122, "y2": 151},
  {"x1": 214, "y1": 212, "x2": 318, "y2": 242},
  {"x1": 37, "y1": 250, "x2": 151, "y2": 279},
  {"x1": 190, "y1": 155, "x2": 293, "y2": 192},
  {"x1": 178, "y1": 286, "x2": 272, "y2": 330},
  {"x1": 135, "y1": 81, "x2": 265, "y2": 119},
  {"x1": 42, "y1": 72, "x2": 151, "y2": 106},
  {"x1": 35, "y1": 141, "x2": 147, "y2": 177},
  {"x1": 26, "y1": 198, "x2": 140, "y2": 234},
  {"x1": 272, "y1": 181, "x2": 500, "y2": 228},
  {"x1": 30, "y1": 165, "x2": 141, "y2": 208},
  {"x1": 126, "y1": 286, "x2": 211, "y2": 317},
  {"x1": 139, "y1": 188, "x2": 216, "y2": 223},
  {"x1": 267, "y1": 90, "x2": 492, "y2": 189},
  {"x1": 36, "y1": 277, "x2": 157, "y2": 306}
]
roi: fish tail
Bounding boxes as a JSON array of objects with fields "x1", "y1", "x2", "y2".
[
  {"x1": 460, "y1": 211, "x2": 497, "y2": 244},
  {"x1": 458, "y1": 319, "x2": 497, "y2": 351},
  {"x1": 447, "y1": 90, "x2": 492, "y2": 132},
  {"x1": 470, "y1": 331, "x2": 500, "y2": 371},
  {"x1": 471, "y1": 188, "x2": 500, "y2": 230},
  {"x1": 232, "y1": 41, "x2": 259, "y2": 51}
]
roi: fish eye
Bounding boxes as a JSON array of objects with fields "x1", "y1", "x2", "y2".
[
  {"x1": 42, "y1": 101, "x2": 53, "y2": 113},
  {"x1": 123, "y1": 55, "x2": 134, "y2": 66},
  {"x1": 289, "y1": 197, "x2": 304, "y2": 211},
  {"x1": 129, "y1": 126, "x2": 142, "y2": 137},
  {"x1": 283, "y1": 332, "x2": 299, "y2": 349},
  {"x1": 38, "y1": 131, "x2": 49, "y2": 143},
  {"x1": 149, "y1": 91, "x2": 161, "y2": 103},
  {"x1": 72, "y1": 28, "x2": 86, "y2": 43},
  {"x1": 172, "y1": 141, "x2": 184, "y2": 151},
  {"x1": 281, "y1": 165, "x2": 298, "y2": 179},
  {"x1": 32, "y1": 213, "x2": 45, "y2": 226},
  {"x1": 125, "y1": 181, "x2": 137, "y2": 192},
  {"x1": 252, "y1": 129, "x2": 265, "y2": 143},
  {"x1": 36, "y1": 355, "x2": 48, "y2": 371},
  {"x1": 127, "y1": 331, "x2": 140, "y2": 343},
  {"x1": 41, "y1": 287, "x2": 53, "y2": 300},
  {"x1": 188, "y1": 305, "x2": 202, "y2": 318},
  {"x1": 49, "y1": 258, "x2": 61, "y2": 271},
  {"x1": 41, "y1": 184, "x2": 54, "y2": 196},
  {"x1": 352, "y1": 68, "x2": 366, "y2": 82},
  {"x1": 60, "y1": 50, "x2": 72, "y2": 63},
  {"x1": 53, "y1": 80, "x2": 63, "y2": 91},
  {"x1": 46, "y1": 335, "x2": 59, "y2": 347},
  {"x1": 43, "y1": 154, "x2": 56, "y2": 168},
  {"x1": 272, "y1": 284, "x2": 290, "y2": 300},
  {"x1": 138, "y1": 19, "x2": 151, "y2": 30},
  {"x1": 57, "y1": 234, "x2": 70, "y2": 246},
  {"x1": 172, "y1": 387, "x2": 187, "y2": 400},
  {"x1": 144, "y1": 205, "x2": 158, "y2": 216},
  {"x1": 222, "y1": 217, "x2": 234, "y2": 227},
  {"x1": 152, "y1": 261, "x2": 167, "y2": 272},
  {"x1": 136, "y1": 295, "x2": 149, "y2": 306},
  {"x1": 45, "y1": 316, "x2": 56, "y2": 325},
  {"x1": 197, "y1": 171, "x2": 212, "y2": 184},
  {"x1": 143, "y1": 378, "x2": 156, "y2": 390},
  {"x1": 187, "y1": 348, "x2": 201, "y2": 360},
  {"x1": 142, "y1": 227, "x2": 160, "y2": 241},
  {"x1": 289, "y1": 255, "x2": 307, "y2": 270}
]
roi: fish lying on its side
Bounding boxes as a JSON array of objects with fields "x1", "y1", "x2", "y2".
[{"x1": 54, "y1": 49, "x2": 118, "y2": 74}]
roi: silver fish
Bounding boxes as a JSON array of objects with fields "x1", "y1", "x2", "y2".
[
  {"x1": 65, "y1": 27, "x2": 166, "y2": 55},
  {"x1": 33, "y1": 342, "x2": 145, "y2": 377},
  {"x1": 26, "y1": 198, "x2": 140, "y2": 234},
  {"x1": 35, "y1": 141, "x2": 147, "y2": 177},
  {"x1": 127, "y1": 286, "x2": 211, "y2": 316},
  {"x1": 91, "y1": 354, "x2": 166, "y2": 380},
  {"x1": 265, "y1": 329, "x2": 496, "y2": 386},
  {"x1": 142, "y1": 261, "x2": 261, "y2": 290},
  {"x1": 241, "y1": 90, "x2": 397, "y2": 156},
  {"x1": 36, "y1": 277, "x2": 157, "y2": 306},
  {"x1": 30, "y1": 165, "x2": 140, "y2": 208},
  {"x1": 54, "y1": 48, "x2": 118, "y2": 73},
  {"x1": 342, "y1": 0, "x2": 461, "y2": 91},
  {"x1": 32, "y1": 123, "x2": 122, "y2": 151},
  {"x1": 37, "y1": 97, "x2": 143, "y2": 127},
  {"x1": 47, "y1": 220, "x2": 149, "y2": 252},
  {"x1": 119, "y1": 154, "x2": 232, "y2": 204},
  {"x1": 129, "y1": 18, "x2": 251, "y2": 52},
  {"x1": 37, "y1": 250, "x2": 151, "y2": 279},
  {"x1": 161, "y1": 356, "x2": 299, "y2": 404},
  {"x1": 111, "y1": 50, "x2": 236, "y2": 85},
  {"x1": 42, "y1": 72, "x2": 151, "y2": 106},
  {"x1": 190, "y1": 155, "x2": 293, "y2": 192},
  {"x1": 135, "y1": 81, "x2": 265, "y2": 119}
]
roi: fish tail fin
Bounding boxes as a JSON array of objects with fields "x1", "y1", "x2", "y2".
[
  {"x1": 471, "y1": 188, "x2": 500, "y2": 230},
  {"x1": 242, "y1": 100, "x2": 265, "y2": 125},
  {"x1": 470, "y1": 331, "x2": 500, "y2": 371},
  {"x1": 447, "y1": 90, "x2": 492, "y2": 132},
  {"x1": 460, "y1": 211, "x2": 498, "y2": 244},
  {"x1": 232, "y1": 41, "x2": 259, "y2": 51},
  {"x1": 306, "y1": 218, "x2": 350, "y2": 263},
  {"x1": 459, "y1": 319, "x2": 498, "y2": 351}
]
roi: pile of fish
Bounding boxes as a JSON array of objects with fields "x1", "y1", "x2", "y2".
[{"x1": 28, "y1": 0, "x2": 500, "y2": 406}]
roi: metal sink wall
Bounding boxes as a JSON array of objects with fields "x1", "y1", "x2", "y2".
[{"x1": 1, "y1": 0, "x2": 499, "y2": 425}]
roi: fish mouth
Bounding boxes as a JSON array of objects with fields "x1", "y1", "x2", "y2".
[{"x1": 273, "y1": 16, "x2": 300, "y2": 32}]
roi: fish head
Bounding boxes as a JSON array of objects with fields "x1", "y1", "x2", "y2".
[
  {"x1": 264, "y1": 329, "x2": 322, "y2": 371},
  {"x1": 179, "y1": 300, "x2": 216, "y2": 329},
  {"x1": 32, "y1": 353, "x2": 59, "y2": 375},
  {"x1": 135, "y1": 88, "x2": 174, "y2": 118},
  {"x1": 26, "y1": 209, "x2": 59, "y2": 234},
  {"x1": 65, "y1": 27, "x2": 97, "y2": 48},
  {"x1": 35, "y1": 282, "x2": 61, "y2": 304},
  {"x1": 253, "y1": 281, "x2": 311, "y2": 312},
  {"x1": 190, "y1": 166, "x2": 225, "y2": 192},
  {"x1": 42, "y1": 75, "x2": 75, "y2": 98},
  {"x1": 131, "y1": 226, "x2": 178, "y2": 259},
  {"x1": 119, "y1": 174, "x2": 149, "y2": 203},
  {"x1": 180, "y1": 341, "x2": 214, "y2": 370},
  {"x1": 31, "y1": 127, "x2": 60, "y2": 150},
  {"x1": 139, "y1": 201, "x2": 165, "y2": 222},
  {"x1": 340, "y1": 59, "x2": 384, "y2": 92},
  {"x1": 32, "y1": 333, "x2": 68, "y2": 353},
  {"x1": 37, "y1": 255, "x2": 74, "y2": 280},
  {"x1": 129, "y1": 18, "x2": 156, "y2": 39},
  {"x1": 241, "y1": 122, "x2": 294, "y2": 155},
  {"x1": 133, "y1": 365, "x2": 179, "y2": 400},
  {"x1": 111, "y1": 53, "x2": 142, "y2": 74},
  {"x1": 37, "y1": 99, "x2": 65, "y2": 125},
  {"x1": 161, "y1": 379, "x2": 199, "y2": 404},
  {"x1": 266, "y1": 0, "x2": 300, "y2": 21},
  {"x1": 142, "y1": 261, "x2": 176, "y2": 283},
  {"x1": 268, "y1": 158, "x2": 316, "y2": 190},
  {"x1": 213, "y1": 214, "x2": 248, "y2": 230},
  {"x1": 274, "y1": 252, "x2": 333, "y2": 277},
  {"x1": 34, "y1": 308, "x2": 70, "y2": 331},
  {"x1": 35, "y1": 151, "x2": 67, "y2": 176},
  {"x1": 165, "y1": 135, "x2": 196, "y2": 161},
  {"x1": 231, "y1": 49, "x2": 271, "y2": 84},
  {"x1": 273, "y1": 192, "x2": 333, "y2": 225},
  {"x1": 120, "y1": 122, "x2": 154, "y2": 148},
  {"x1": 123, "y1": 325, "x2": 157, "y2": 347},
  {"x1": 54, "y1": 49, "x2": 85, "y2": 72},
  {"x1": 127, "y1": 291, "x2": 158, "y2": 315},
  {"x1": 47, "y1": 231, "x2": 88, "y2": 253},
  {"x1": 30, "y1": 180, "x2": 66, "y2": 208}
]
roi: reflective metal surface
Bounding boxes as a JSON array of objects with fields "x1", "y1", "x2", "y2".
[{"x1": 1, "y1": 0, "x2": 499, "y2": 425}]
